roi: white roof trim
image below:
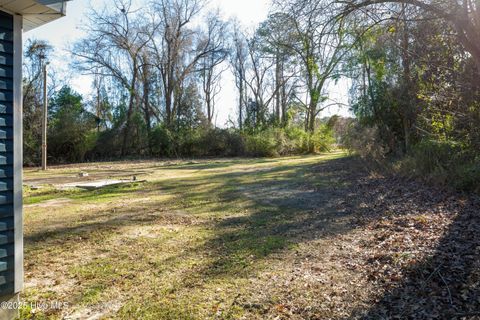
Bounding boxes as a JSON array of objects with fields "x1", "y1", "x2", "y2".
[{"x1": 0, "y1": 0, "x2": 68, "y2": 31}]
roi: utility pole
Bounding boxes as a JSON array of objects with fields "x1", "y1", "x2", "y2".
[{"x1": 41, "y1": 62, "x2": 48, "y2": 171}]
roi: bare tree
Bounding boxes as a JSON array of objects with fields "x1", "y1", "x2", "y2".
[
  {"x1": 72, "y1": 0, "x2": 151, "y2": 155},
  {"x1": 244, "y1": 35, "x2": 276, "y2": 129},
  {"x1": 23, "y1": 40, "x2": 53, "y2": 106},
  {"x1": 229, "y1": 20, "x2": 249, "y2": 130},
  {"x1": 150, "y1": 0, "x2": 221, "y2": 128},
  {"x1": 275, "y1": 0, "x2": 349, "y2": 132},
  {"x1": 23, "y1": 40, "x2": 54, "y2": 163},
  {"x1": 199, "y1": 12, "x2": 229, "y2": 125},
  {"x1": 256, "y1": 13, "x2": 299, "y2": 126}
]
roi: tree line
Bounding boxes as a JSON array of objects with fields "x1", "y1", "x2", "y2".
[
  {"x1": 24, "y1": 0, "x2": 352, "y2": 164},
  {"x1": 22, "y1": 0, "x2": 480, "y2": 192},
  {"x1": 338, "y1": 0, "x2": 479, "y2": 192}
]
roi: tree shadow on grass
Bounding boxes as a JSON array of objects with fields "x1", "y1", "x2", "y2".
[
  {"x1": 146, "y1": 154, "x2": 480, "y2": 319},
  {"x1": 23, "y1": 154, "x2": 480, "y2": 318},
  {"x1": 153, "y1": 155, "x2": 371, "y2": 280},
  {"x1": 26, "y1": 155, "x2": 365, "y2": 266},
  {"x1": 23, "y1": 155, "x2": 378, "y2": 318},
  {"x1": 360, "y1": 195, "x2": 480, "y2": 319}
]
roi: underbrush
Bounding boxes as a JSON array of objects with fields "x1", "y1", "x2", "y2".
[
  {"x1": 396, "y1": 140, "x2": 480, "y2": 192},
  {"x1": 131, "y1": 126, "x2": 334, "y2": 158},
  {"x1": 243, "y1": 126, "x2": 334, "y2": 157},
  {"x1": 344, "y1": 124, "x2": 480, "y2": 193}
]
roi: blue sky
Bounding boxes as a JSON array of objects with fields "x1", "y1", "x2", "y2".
[{"x1": 26, "y1": 0, "x2": 351, "y2": 126}]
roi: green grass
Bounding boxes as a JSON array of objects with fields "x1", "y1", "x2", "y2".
[
  {"x1": 21, "y1": 152, "x2": 360, "y2": 319},
  {"x1": 24, "y1": 182, "x2": 147, "y2": 205}
]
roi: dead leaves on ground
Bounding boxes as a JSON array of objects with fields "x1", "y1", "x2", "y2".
[{"x1": 335, "y1": 166, "x2": 480, "y2": 319}]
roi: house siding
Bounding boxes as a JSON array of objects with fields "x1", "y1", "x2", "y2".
[{"x1": 0, "y1": 10, "x2": 16, "y2": 295}]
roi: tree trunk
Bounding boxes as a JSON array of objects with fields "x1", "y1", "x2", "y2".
[
  {"x1": 143, "y1": 83, "x2": 152, "y2": 154},
  {"x1": 121, "y1": 63, "x2": 138, "y2": 156},
  {"x1": 275, "y1": 52, "x2": 281, "y2": 124},
  {"x1": 280, "y1": 60, "x2": 287, "y2": 127},
  {"x1": 401, "y1": 4, "x2": 412, "y2": 153},
  {"x1": 239, "y1": 76, "x2": 243, "y2": 130},
  {"x1": 206, "y1": 84, "x2": 213, "y2": 124},
  {"x1": 308, "y1": 102, "x2": 316, "y2": 133}
]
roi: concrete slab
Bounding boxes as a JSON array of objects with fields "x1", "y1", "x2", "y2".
[{"x1": 61, "y1": 180, "x2": 135, "y2": 190}]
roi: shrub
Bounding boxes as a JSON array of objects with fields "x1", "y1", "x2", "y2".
[
  {"x1": 282, "y1": 127, "x2": 309, "y2": 154},
  {"x1": 339, "y1": 121, "x2": 480, "y2": 193},
  {"x1": 308, "y1": 125, "x2": 335, "y2": 153},
  {"x1": 244, "y1": 130, "x2": 278, "y2": 157},
  {"x1": 396, "y1": 139, "x2": 480, "y2": 192},
  {"x1": 453, "y1": 160, "x2": 480, "y2": 192},
  {"x1": 150, "y1": 125, "x2": 176, "y2": 157},
  {"x1": 409, "y1": 140, "x2": 463, "y2": 177},
  {"x1": 200, "y1": 129, "x2": 245, "y2": 157},
  {"x1": 242, "y1": 126, "x2": 335, "y2": 157},
  {"x1": 104, "y1": 125, "x2": 335, "y2": 160},
  {"x1": 343, "y1": 123, "x2": 388, "y2": 161},
  {"x1": 91, "y1": 128, "x2": 123, "y2": 159}
]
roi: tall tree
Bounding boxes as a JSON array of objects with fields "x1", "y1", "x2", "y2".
[
  {"x1": 23, "y1": 40, "x2": 59, "y2": 165},
  {"x1": 256, "y1": 13, "x2": 297, "y2": 126},
  {"x1": 244, "y1": 34, "x2": 276, "y2": 129},
  {"x1": 229, "y1": 20, "x2": 249, "y2": 130},
  {"x1": 275, "y1": 0, "x2": 349, "y2": 132},
  {"x1": 150, "y1": 0, "x2": 221, "y2": 128},
  {"x1": 199, "y1": 13, "x2": 228, "y2": 125},
  {"x1": 72, "y1": 0, "x2": 151, "y2": 155}
]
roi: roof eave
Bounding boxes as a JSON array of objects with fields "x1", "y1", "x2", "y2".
[{"x1": 0, "y1": 1, "x2": 67, "y2": 31}]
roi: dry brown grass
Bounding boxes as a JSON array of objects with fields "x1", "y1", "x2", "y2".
[{"x1": 19, "y1": 153, "x2": 479, "y2": 319}]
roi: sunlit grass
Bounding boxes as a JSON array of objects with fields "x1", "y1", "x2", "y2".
[{"x1": 21, "y1": 152, "x2": 352, "y2": 319}]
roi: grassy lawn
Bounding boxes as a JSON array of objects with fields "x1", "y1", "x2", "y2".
[
  {"x1": 22, "y1": 152, "x2": 371, "y2": 319},
  {"x1": 20, "y1": 152, "x2": 479, "y2": 319}
]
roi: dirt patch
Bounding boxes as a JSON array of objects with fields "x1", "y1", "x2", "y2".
[
  {"x1": 65, "y1": 301, "x2": 123, "y2": 320},
  {"x1": 122, "y1": 224, "x2": 182, "y2": 239},
  {"x1": 25, "y1": 198, "x2": 72, "y2": 208}
]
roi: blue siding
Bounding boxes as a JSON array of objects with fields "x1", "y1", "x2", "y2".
[{"x1": 0, "y1": 10, "x2": 14, "y2": 295}]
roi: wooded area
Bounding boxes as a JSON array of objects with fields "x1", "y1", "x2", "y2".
[{"x1": 23, "y1": 0, "x2": 480, "y2": 193}]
